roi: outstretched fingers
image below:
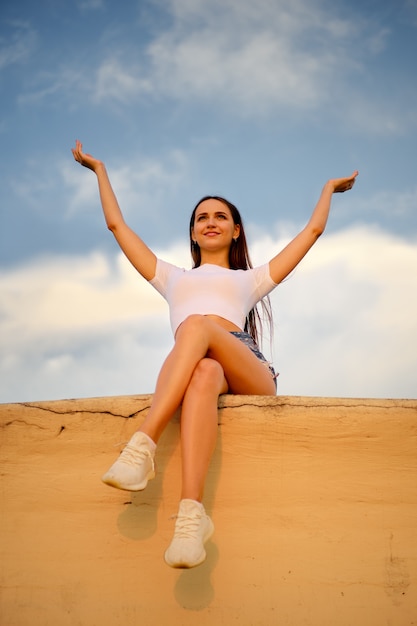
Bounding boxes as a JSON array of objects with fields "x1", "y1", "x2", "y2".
[{"x1": 71, "y1": 139, "x2": 83, "y2": 162}]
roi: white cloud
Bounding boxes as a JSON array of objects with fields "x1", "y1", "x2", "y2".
[
  {"x1": 61, "y1": 148, "x2": 191, "y2": 221},
  {"x1": 147, "y1": 29, "x2": 325, "y2": 113},
  {"x1": 0, "y1": 251, "x2": 163, "y2": 344},
  {"x1": 0, "y1": 250, "x2": 172, "y2": 402},
  {"x1": 92, "y1": 59, "x2": 152, "y2": 104},
  {"x1": 352, "y1": 186, "x2": 417, "y2": 220},
  {"x1": 264, "y1": 225, "x2": 417, "y2": 398},
  {"x1": 99, "y1": 0, "x2": 360, "y2": 115},
  {"x1": 11, "y1": 149, "x2": 191, "y2": 222},
  {"x1": 60, "y1": 160, "x2": 102, "y2": 217},
  {"x1": 334, "y1": 92, "x2": 417, "y2": 135},
  {"x1": 12, "y1": 0, "x2": 415, "y2": 134},
  {"x1": 107, "y1": 150, "x2": 190, "y2": 218},
  {"x1": 1, "y1": 223, "x2": 416, "y2": 403},
  {"x1": 0, "y1": 20, "x2": 37, "y2": 70},
  {"x1": 16, "y1": 62, "x2": 96, "y2": 108},
  {"x1": 79, "y1": 0, "x2": 411, "y2": 132}
]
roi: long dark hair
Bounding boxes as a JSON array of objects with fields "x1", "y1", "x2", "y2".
[{"x1": 189, "y1": 195, "x2": 273, "y2": 346}]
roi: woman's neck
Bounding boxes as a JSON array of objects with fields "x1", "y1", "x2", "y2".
[{"x1": 199, "y1": 250, "x2": 230, "y2": 268}]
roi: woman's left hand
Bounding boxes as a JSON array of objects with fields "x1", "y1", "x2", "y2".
[
  {"x1": 328, "y1": 170, "x2": 359, "y2": 193},
  {"x1": 71, "y1": 140, "x2": 103, "y2": 173}
]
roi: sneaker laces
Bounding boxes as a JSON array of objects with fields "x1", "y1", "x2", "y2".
[
  {"x1": 171, "y1": 513, "x2": 202, "y2": 540},
  {"x1": 117, "y1": 441, "x2": 154, "y2": 471}
]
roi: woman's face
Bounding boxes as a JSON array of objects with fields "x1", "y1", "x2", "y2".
[{"x1": 191, "y1": 199, "x2": 240, "y2": 252}]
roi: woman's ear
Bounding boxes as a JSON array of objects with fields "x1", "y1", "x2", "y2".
[{"x1": 233, "y1": 224, "x2": 241, "y2": 239}]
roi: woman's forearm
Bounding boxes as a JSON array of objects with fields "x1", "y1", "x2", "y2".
[
  {"x1": 306, "y1": 181, "x2": 334, "y2": 238},
  {"x1": 94, "y1": 162, "x2": 125, "y2": 232},
  {"x1": 307, "y1": 171, "x2": 358, "y2": 237}
]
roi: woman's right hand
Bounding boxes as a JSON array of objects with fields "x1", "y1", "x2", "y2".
[
  {"x1": 327, "y1": 170, "x2": 359, "y2": 193},
  {"x1": 71, "y1": 140, "x2": 103, "y2": 173}
]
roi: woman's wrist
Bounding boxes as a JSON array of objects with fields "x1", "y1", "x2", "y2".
[
  {"x1": 323, "y1": 180, "x2": 336, "y2": 193},
  {"x1": 94, "y1": 161, "x2": 106, "y2": 176}
]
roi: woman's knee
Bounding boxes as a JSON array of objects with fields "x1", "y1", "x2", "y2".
[
  {"x1": 176, "y1": 314, "x2": 209, "y2": 337},
  {"x1": 188, "y1": 358, "x2": 225, "y2": 392}
]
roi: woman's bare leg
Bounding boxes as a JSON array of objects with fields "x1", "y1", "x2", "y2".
[
  {"x1": 179, "y1": 358, "x2": 228, "y2": 502},
  {"x1": 139, "y1": 315, "x2": 275, "y2": 443},
  {"x1": 164, "y1": 357, "x2": 227, "y2": 569}
]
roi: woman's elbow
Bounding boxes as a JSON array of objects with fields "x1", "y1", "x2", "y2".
[
  {"x1": 311, "y1": 225, "x2": 324, "y2": 239},
  {"x1": 106, "y1": 219, "x2": 121, "y2": 233}
]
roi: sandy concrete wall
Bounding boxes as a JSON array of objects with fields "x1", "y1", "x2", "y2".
[{"x1": 1, "y1": 394, "x2": 416, "y2": 625}]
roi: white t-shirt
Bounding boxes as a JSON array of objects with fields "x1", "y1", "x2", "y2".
[{"x1": 149, "y1": 259, "x2": 277, "y2": 335}]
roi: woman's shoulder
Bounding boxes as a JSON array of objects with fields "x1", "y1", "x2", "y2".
[{"x1": 149, "y1": 257, "x2": 185, "y2": 286}]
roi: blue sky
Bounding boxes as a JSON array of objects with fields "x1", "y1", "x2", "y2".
[{"x1": 1, "y1": 0, "x2": 416, "y2": 403}]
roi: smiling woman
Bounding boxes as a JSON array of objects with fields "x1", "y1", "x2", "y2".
[
  {"x1": 188, "y1": 195, "x2": 272, "y2": 343},
  {"x1": 71, "y1": 139, "x2": 357, "y2": 569}
]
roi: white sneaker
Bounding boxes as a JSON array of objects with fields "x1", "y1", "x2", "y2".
[
  {"x1": 164, "y1": 499, "x2": 214, "y2": 569},
  {"x1": 101, "y1": 431, "x2": 156, "y2": 491}
]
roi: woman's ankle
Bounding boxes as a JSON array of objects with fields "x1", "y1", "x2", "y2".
[{"x1": 137, "y1": 429, "x2": 157, "y2": 448}]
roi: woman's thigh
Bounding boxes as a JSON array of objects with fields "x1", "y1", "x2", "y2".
[
  {"x1": 193, "y1": 318, "x2": 276, "y2": 395},
  {"x1": 209, "y1": 336, "x2": 276, "y2": 395}
]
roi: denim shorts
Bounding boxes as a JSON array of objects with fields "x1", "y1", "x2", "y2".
[{"x1": 230, "y1": 331, "x2": 278, "y2": 389}]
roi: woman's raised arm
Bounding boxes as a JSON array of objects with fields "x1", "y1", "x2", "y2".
[
  {"x1": 268, "y1": 171, "x2": 358, "y2": 285},
  {"x1": 71, "y1": 140, "x2": 157, "y2": 281}
]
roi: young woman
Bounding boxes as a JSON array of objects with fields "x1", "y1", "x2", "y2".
[{"x1": 72, "y1": 140, "x2": 358, "y2": 568}]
